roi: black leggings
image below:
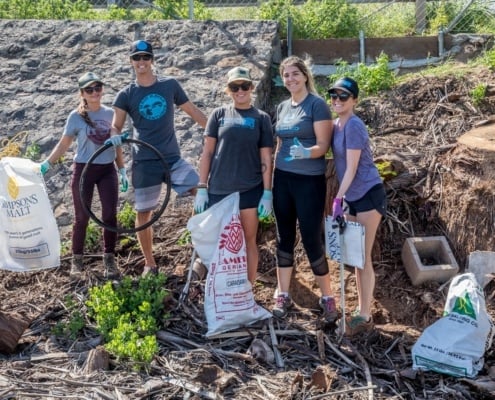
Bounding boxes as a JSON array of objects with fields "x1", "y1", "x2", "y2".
[{"x1": 273, "y1": 168, "x2": 328, "y2": 276}]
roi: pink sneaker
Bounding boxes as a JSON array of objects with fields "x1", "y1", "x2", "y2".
[
  {"x1": 319, "y1": 297, "x2": 339, "y2": 323},
  {"x1": 272, "y1": 294, "x2": 293, "y2": 318}
]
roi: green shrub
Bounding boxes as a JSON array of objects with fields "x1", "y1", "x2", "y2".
[
  {"x1": 85, "y1": 220, "x2": 102, "y2": 251},
  {"x1": 51, "y1": 294, "x2": 86, "y2": 339},
  {"x1": 24, "y1": 143, "x2": 41, "y2": 161},
  {"x1": 296, "y1": 0, "x2": 360, "y2": 39},
  {"x1": 470, "y1": 83, "x2": 487, "y2": 106},
  {"x1": 117, "y1": 201, "x2": 136, "y2": 231},
  {"x1": 329, "y1": 52, "x2": 396, "y2": 97},
  {"x1": 86, "y1": 273, "x2": 168, "y2": 367}
]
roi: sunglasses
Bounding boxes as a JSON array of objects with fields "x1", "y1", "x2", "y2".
[
  {"x1": 329, "y1": 92, "x2": 351, "y2": 101},
  {"x1": 83, "y1": 85, "x2": 103, "y2": 94},
  {"x1": 228, "y1": 82, "x2": 252, "y2": 92},
  {"x1": 131, "y1": 54, "x2": 152, "y2": 61}
]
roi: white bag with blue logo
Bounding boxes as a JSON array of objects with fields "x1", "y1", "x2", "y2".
[{"x1": 0, "y1": 157, "x2": 60, "y2": 271}]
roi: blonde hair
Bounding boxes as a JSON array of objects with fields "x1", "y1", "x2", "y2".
[{"x1": 279, "y1": 55, "x2": 317, "y2": 94}]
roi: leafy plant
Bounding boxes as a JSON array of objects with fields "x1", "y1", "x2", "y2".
[
  {"x1": 479, "y1": 47, "x2": 495, "y2": 71},
  {"x1": 329, "y1": 52, "x2": 396, "y2": 97},
  {"x1": 86, "y1": 273, "x2": 168, "y2": 368},
  {"x1": 85, "y1": 220, "x2": 102, "y2": 251},
  {"x1": 296, "y1": 0, "x2": 360, "y2": 39},
  {"x1": 375, "y1": 160, "x2": 398, "y2": 182},
  {"x1": 24, "y1": 143, "x2": 41, "y2": 161},
  {"x1": 117, "y1": 201, "x2": 136, "y2": 230},
  {"x1": 60, "y1": 240, "x2": 71, "y2": 257},
  {"x1": 258, "y1": 214, "x2": 275, "y2": 230},
  {"x1": 470, "y1": 83, "x2": 487, "y2": 106},
  {"x1": 177, "y1": 229, "x2": 191, "y2": 246},
  {"x1": 52, "y1": 294, "x2": 86, "y2": 339}
]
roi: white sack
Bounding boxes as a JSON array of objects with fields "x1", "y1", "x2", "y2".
[
  {"x1": 324, "y1": 215, "x2": 365, "y2": 269},
  {"x1": 412, "y1": 272, "x2": 494, "y2": 377},
  {"x1": 187, "y1": 192, "x2": 271, "y2": 337},
  {"x1": 0, "y1": 157, "x2": 60, "y2": 271}
]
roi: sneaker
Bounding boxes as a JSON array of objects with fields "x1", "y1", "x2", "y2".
[
  {"x1": 70, "y1": 254, "x2": 84, "y2": 279},
  {"x1": 103, "y1": 253, "x2": 121, "y2": 280},
  {"x1": 338, "y1": 315, "x2": 374, "y2": 337},
  {"x1": 272, "y1": 294, "x2": 293, "y2": 318},
  {"x1": 142, "y1": 265, "x2": 158, "y2": 277},
  {"x1": 319, "y1": 297, "x2": 339, "y2": 323}
]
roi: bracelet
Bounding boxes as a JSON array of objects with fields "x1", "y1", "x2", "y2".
[{"x1": 197, "y1": 183, "x2": 207, "y2": 188}]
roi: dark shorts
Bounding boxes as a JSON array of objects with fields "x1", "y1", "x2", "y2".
[
  {"x1": 346, "y1": 183, "x2": 387, "y2": 217},
  {"x1": 209, "y1": 183, "x2": 263, "y2": 210}
]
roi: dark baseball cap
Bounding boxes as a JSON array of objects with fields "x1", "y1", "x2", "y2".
[
  {"x1": 329, "y1": 77, "x2": 359, "y2": 98},
  {"x1": 129, "y1": 40, "x2": 153, "y2": 56}
]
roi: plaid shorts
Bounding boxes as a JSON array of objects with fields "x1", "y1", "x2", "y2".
[{"x1": 132, "y1": 158, "x2": 198, "y2": 212}]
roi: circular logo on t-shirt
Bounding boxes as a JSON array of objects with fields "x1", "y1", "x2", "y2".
[
  {"x1": 139, "y1": 93, "x2": 167, "y2": 120},
  {"x1": 87, "y1": 119, "x2": 111, "y2": 145}
]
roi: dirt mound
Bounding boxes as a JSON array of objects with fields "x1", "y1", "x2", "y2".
[{"x1": 1, "y1": 63, "x2": 495, "y2": 399}]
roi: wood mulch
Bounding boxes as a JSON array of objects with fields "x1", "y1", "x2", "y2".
[{"x1": 1, "y1": 64, "x2": 495, "y2": 399}]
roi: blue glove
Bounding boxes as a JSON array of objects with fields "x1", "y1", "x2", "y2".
[
  {"x1": 40, "y1": 160, "x2": 51, "y2": 176},
  {"x1": 119, "y1": 167, "x2": 128, "y2": 193},
  {"x1": 332, "y1": 197, "x2": 344, "y2": 221},
  {"x1": 257, "y1": 189, "x2": 273, "y2": 219},
  {"x1": 104, "y1": 131, "x2": 129, "y2": 147},
  {"x1": 194, "y1": 188, "x2": 209, "y2": 214},
  {"x1": 285, "y1": 137, "x2": 311, "y2": 161}
]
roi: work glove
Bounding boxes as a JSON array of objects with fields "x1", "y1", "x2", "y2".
[
  {"x1": 104, "y1": 131, "x2": 129, "y2": 147},
  {"x1": 194, "y1": 188, "x2": 209, "y2": 214},
  {"x1": 119, "y1": 167, "x2": 128, "y2": 193},
  {"x1": 332, "y1": 197, "x2": 344, "y2": 221},
  {"x1": 40, "y1": 160, "x2": 51, "y2": 176},
  {"x1": 285, "y1": 137, "x2": 311, "y2": 161},
  {"x1": 257, "y1": 189, "x2": 273, "y2": 219}
]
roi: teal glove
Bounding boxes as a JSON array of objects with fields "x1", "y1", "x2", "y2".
[
  {"x1": 40, "y1": 160, "x2": 51, "y2": 176},
  {"x1": 257, "y1": 189, "x2": 273, "y2": 219},
  {"x1": 285, "y1": 137, "x2": 311, "y2": 161},
  {"x1": 105, "y1": 131, "x2": 129, "y2": 147},
  {"x1": 119, "y1": 167, "x2": 128, "y2": 193},
  {"x1": 194, "y1": 188, "x2": 209, "y2": 214}
]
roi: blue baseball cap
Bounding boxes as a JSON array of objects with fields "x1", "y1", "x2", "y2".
[{"x1": 130, "y1": 40, "x2": 153, "y2": 56}]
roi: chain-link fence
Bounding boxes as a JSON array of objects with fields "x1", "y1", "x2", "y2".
[{"x1": 90, "y1": 0, "x2": 495, "y2": 36}]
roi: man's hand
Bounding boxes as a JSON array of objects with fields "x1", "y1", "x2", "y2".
[{"x1": 104, "y1": 132, "x2": 129, "y2": 147}]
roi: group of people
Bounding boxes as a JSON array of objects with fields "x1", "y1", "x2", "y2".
[{"x1": 42, "y1": 39, "x2": 386, "y2": 337}]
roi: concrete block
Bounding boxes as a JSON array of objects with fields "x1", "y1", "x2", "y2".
[{"x1": 401, "y1": 236, "x2": 459, "y2": 286}]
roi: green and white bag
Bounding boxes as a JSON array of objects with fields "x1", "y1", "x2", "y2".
[{"x1": 412, "y1": 273, "x2": 494, "y2": 377}]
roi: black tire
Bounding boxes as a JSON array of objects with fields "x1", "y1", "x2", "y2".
[{"x1": 79, "y1": 139, "x2": 171, "y2": 234}]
